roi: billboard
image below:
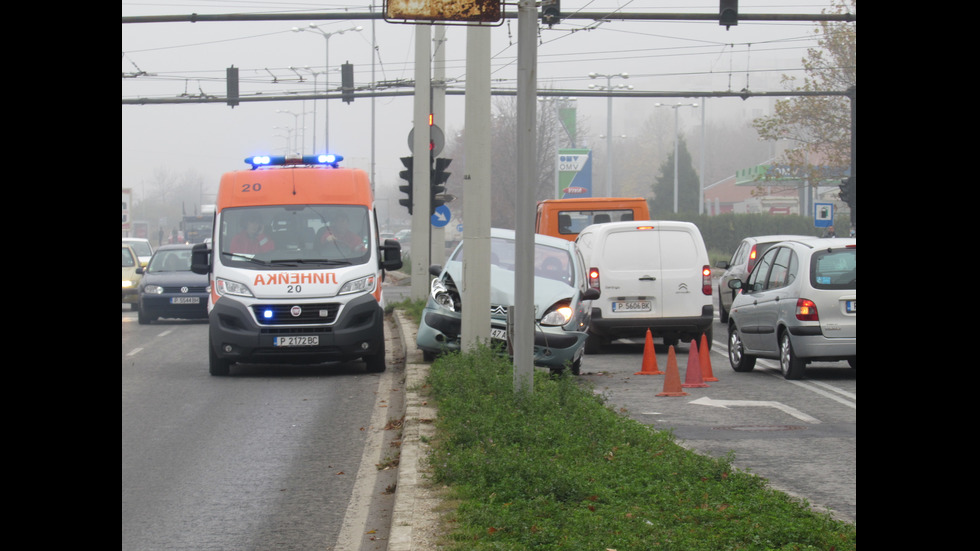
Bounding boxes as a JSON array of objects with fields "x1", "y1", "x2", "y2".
[
  {"x1": 385, "y1": 0, "x2": 502, "y2": 23},
  {"x1": 557, "y1": 149, "x2": 593, "y2": 198}
]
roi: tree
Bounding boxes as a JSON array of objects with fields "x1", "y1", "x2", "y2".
[
  {"x1": 752, "y1": 0, "x2": 855, "y2": 179},
  {"x1": 650, "y1": 137, "x2": 700, "y2": 215}
]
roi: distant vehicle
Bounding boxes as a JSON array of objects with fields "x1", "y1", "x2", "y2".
[
  {"x1": 122, "y1": 244, "x2": 141, "y2": 310},
  {"x1": 535, "y1": 197, "x2": 650, "y2": 242},
  {"x1": 393, "y1": 228, "x2": 411, "y2": 252},
  {"x1": 180, "y1": 209, "x2": 214, "y2": 245},
  {"x1": 726, "y1": 238, "x2": 856, "y2": 379},
  {"x1": 715, "y1": 234, "x2": 817, "y2": 323},
  {"x1": 416, "y1": 228, "x2": 599, "y2": 374},
  {"x1": 576, "y1": 220, "x2": 713, "y2": 352},
  {"x1": 137, "y1": 244, "x2": 210, "y2": 324},
  {"x1": 122, "y1": 237, "x2": 154, "y2": 267}
]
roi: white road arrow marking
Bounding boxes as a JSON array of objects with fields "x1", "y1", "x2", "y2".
[{"x1": 689, "y1": 396, "x2": 820, "y2": 424}]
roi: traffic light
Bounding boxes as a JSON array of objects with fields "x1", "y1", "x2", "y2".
[
  {"x1": 341, "y1": 62, "x2": 354, "y2": 104},
  {"x1": 541, "y1": 0, "x2": 560, "y2": 26},
  {"x1": 226, "y1": 65, "x2": 239, "y2": 108},
  {"x1": 838, "y1": 176, "x2": 855, "y2": 208},
  {"x1": 398, "y1": 156, "x2": 414, "y2": 215},
  {"x1": 719, "y1": 0, "x2": 738, "y2": 29},
  {"x1": 430, "y1": 157, "x2": 451, "y2": 215}
]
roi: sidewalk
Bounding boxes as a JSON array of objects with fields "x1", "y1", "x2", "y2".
[{"x1": 387, "y1": 309, "x2": 443, "y2": 551}]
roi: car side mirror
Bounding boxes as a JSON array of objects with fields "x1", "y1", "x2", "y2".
[
  {"x1": 728, "y1": 279, "x2": 744, "y2": 291},
  {"x1": 715, "y1": 260, "x2": 730, "y2": 269},
  {"x1": 582, "y1": 287, "x2": 600, "y2": 301},
  {"x1": 429, "y1": 264, "x2": 443, "y2": 277},
  {"x1": 136, "y1": 266, "x2": 145, "y2": 274},
  {"x1": 381, "y1": 238, "x2": 403, "y2": 272},
  {"x1": 191, "y1": 243, "x2": 211, "y2": 275}
]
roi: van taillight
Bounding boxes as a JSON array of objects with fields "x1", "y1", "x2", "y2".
[
  {"x1": 796, "y1": 298, "x2": 819, "y2": 321},
  {"x1": 702, "y1": 265, "x2": 712, "y2": 295},
  {"x1": 588, "y1": 267, "x2": 600, "y2": 290}
]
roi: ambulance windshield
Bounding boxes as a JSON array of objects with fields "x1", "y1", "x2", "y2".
[{"x1": 218, "y1": 205, "x2": 371, "y2": 267}]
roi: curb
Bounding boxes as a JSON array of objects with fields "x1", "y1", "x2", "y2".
[{"x1": 387, "y1": 311, "x2": 438, "y2": 551}]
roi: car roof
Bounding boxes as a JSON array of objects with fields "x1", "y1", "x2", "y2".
[
  {"x1": 743, "y1": 234, "x2": 818, "y2": 244},
  {"x1": 152, "y1": 244, "x2": 196, "y2": 252},
  {"x1": 491, "y1": 227, "x2": 576, "y2": 251},
  {"x1": 577, "y1": 220, "x2": 698, "y2": 235},
  {"x1": 772, "y1": 237, "x2": 856, "y2": 251}
]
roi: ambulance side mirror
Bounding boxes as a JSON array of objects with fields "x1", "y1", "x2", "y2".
[
  {"x1": 381, "y1": 238, "x2": 402, "y2": 272},
  {"x1": 191, "y1": 243, "x2": 211, "y2": 275}
]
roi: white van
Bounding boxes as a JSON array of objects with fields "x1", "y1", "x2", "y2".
[
  {"x1": 575, "y1": 221, "x2": 713, "y2": 352},
  {"x1": 191, "y1": 154, "x2": 402, "y2": 376}
]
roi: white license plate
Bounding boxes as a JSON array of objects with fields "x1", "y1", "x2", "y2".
[
  {"x1": 612, "y1": 301, "x2": 651, "y2": 312},
  {"x1": 274, "y1": 336, "x2": 319, "y2": 347},
  {"x1": 846, "y1": 300, "x2": 856, "y2": 313},
  {"x1": 490, "y1": 328, "x2": 508, "y2": 342},
  {"x1": 170, "y1": 297, "x2": 200, "y2": 304}
]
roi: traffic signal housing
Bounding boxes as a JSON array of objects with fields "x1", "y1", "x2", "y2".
[
  {"x1": 430, "y1": 157, "x2": 451, "y2": 215},
  {"x1": 341, "y1": 62, "x2": 354, "y2": 104},
  {"x1": 398, "y1": 156, "x2": 414, "y2": 215},
  {"x1": 541, "y1": 0, "x2": 560, "y2": 26},
  {"x1": 719, "y1": 0, "x2": 738, "y2": 29},
  {"x1": 226, "y1": 65, "x2": 239, "y2": 107}
]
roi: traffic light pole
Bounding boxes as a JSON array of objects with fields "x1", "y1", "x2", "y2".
[{"x1": 410, "y1": 24, "x2": 432, "y2": 302}]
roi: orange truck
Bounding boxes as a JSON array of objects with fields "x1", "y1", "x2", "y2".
[
  {"x1": 191, "y1": 154, "x2": 402, "y2": 376},
  {"x1": 534, "y1": 197, "x2": 650, "y2": 242}
]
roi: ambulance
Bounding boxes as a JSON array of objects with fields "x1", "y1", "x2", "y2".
[{"x1": 191, "y1": 154, "x2": 402, "y2": 376}]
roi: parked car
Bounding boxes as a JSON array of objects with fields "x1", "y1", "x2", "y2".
[
  {"x1": 416, "y1": 228, "x2": 599, "y2": 374},
  {"x1": 576, "y1": 220, "x2": 713, "y2": 352},
  {"x1": 715, "y1": 234, "x2": 816, "y2": 323},
  {"x1": 137, "y1": 244, "x2": 210, "y2": 324},
  {"x1": 122, "y1": 237, "x2": 154, "y2": 267},
  {"x1": 726, "y1": 237, "x2": 856, "y2": 379},
  {"x1": 393, "y1": 228, "x2": 411, "y2": 253},
  {"x1": 122, "y1": 244, "x2": 141, "y2": 309}
]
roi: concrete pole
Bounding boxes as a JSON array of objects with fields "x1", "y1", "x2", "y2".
[
  {"x1": 410, "y1": 25, "x2": 432, "y2": 302},
  {"x1": 431, "y1": 25, "x2": 447, "y2": 268},
  {"x1": 461, "y1": 24, "x2": 492, "y2": 351}
]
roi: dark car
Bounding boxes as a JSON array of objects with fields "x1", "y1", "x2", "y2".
[{"x1": 137, "y1": 244, "x2": 210, "y2": 324}]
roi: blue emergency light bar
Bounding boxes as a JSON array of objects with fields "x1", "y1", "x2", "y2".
[{"x1": 245, "y1": 154, "x2": 344, "y2": 169}]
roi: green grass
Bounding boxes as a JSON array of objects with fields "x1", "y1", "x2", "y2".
[{"x1": 420, "y1": 344, "x2": 856, "y2": 550}]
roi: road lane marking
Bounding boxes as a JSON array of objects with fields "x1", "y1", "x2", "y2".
[
  {"x1": 127, "y1": 347, "x2": 143, "y2": 356},
  {"x1": 690, "y1": 396, "x2": 821, "y2": 424}
]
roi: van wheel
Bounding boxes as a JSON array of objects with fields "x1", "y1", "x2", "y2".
[
  {"x1": 208, "y1": 334, "x2": 231, "y2": 376},
  {"x1": 663, "y1": 337, "x2": 678, "y2": 350},
  {"x1": 728, "y1": 323, "x2": 755, "y2": 372},
  {"x1": 779, "y1": 332, "x2": 806, "y2": 380}
]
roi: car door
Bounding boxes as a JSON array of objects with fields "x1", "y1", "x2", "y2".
[
  {"x1": 735, "y1": 247, "x2": 776, "y2": 352},
  {"x1": 598, "y1": 228, "x2": 663, "y2": 319},
  {"x1": 657, "y1": 228, "x2": 705, "y2": 319},
  {"x1": 752, "y1": 246, "x2": 797, "y2": 355}
]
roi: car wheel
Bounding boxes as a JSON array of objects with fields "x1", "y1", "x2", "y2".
[
  {"x1": 571, "y1": 357, "x2": 581, "y2": 376},
  {"x1": 422, "y1": 350, "x2": 436, "y2": 362},
  {"x1": 584, "y1": 332, "x2": 602, "y2": 355},
  {"x1": 718, "y1": 286, "x2": 729, "y2": 323},
  {"x1": 779, "y1": 332, "x2": 806, "y2": 380},
  {"x1": 208, "y1": 334, "x2": 231, "y2": 376},
  {"x1": 727, "y1": 323, "x2": 756, "y2": 372},
  {"x1": 847, "y1": 357, "x2": 856, "y2": 369},
  {"x1": 138, "y1": 308, "x2": 155, "y2": 325}
]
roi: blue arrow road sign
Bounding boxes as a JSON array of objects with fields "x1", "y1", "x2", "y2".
[{"x1": 431, "y1": 204, "x2": 451, "y2": 228}]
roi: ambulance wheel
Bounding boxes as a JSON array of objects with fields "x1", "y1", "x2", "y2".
[
  {"x1": 364, "y1": 341, "x2": 386, "y2": 373},
  {"x1": 208, "y1": 334, "x2": 231, "y2": 376}
]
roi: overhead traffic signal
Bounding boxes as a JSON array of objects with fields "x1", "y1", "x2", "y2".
[
  {"x1": 719, "y1": 0, "x2": 738, "y2": 29},
  {"x1": 398, "y1": 156, "x2": 414, "y2": 214},
  {"x1": 541, "y1": 0, "x2": 560, "y2": 26},
  {"x1": 430, "y1": 157, "x2": 451, "y2": 215},
  {"x1": 341, "y1": 62, "x2": 354, "y2": 104},
  {"x1": 226, "y1": 65, "x2": 239, "y2": 108},
  {"x1": 838, "y1": 176, "x2": 855, "y2": 207}
]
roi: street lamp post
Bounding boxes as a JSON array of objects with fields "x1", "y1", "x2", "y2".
[
  {"x1": 276, "y1": 109, "x2": 309, "y2": 154},
  {"x1": 292, "y1": 24, "x2": 363, "y2": 153},
  {"x1": 589, "y1": 72, "x2": 630, "y2": 197},
  {"x1": 655, "y1": 102, "x2": 698, "y2": 213}
]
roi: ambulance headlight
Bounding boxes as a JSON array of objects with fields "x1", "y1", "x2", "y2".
[
  {"x1": 215, "y1": 278, "x2": 254, "y2": 298},
  {"x1": 339, "y1": 275, "x2": 376, "y2": 295}
]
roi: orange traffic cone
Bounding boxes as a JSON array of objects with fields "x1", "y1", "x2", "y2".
[
  {"x1": 699, "y1": 333, "x2": 718, "y2": 382},
  {"x1": 635, "y1": 329, "x2": 663, "y2": 375},
  {"x1": 682, "y1": 339, "x2": 710, "y2": 388},
  {"x1": 656, "y1": 345, "x2": 688, "y2": 397}
]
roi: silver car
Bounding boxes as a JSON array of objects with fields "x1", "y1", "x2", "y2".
[
  {"x1": 726, "y1": 238, "x2": 855, "y2": 379},
  {"x1": 416, "y1": 228, "x2": 599, "y2": 374},
  {"x1": 715, "y1": 234, "x2": 816, "y2": 323}
]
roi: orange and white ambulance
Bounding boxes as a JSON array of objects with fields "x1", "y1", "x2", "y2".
[{"x1": 192, "y1": 154, "x2": 402, "y2": 376}]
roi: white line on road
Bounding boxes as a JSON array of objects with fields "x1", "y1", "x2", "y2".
[{"x1": 689, "y1": 396, "x2": 821, "y2": 424}]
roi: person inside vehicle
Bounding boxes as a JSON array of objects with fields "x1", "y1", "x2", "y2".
[
  {"x1": 319, "y1": 213, "x2": 366, "y2": 254},
  {"x1": 230, "y1": 214, "x2": 274, "y2": 254}
]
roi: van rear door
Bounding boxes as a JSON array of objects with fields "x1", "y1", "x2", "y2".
[
  {"x1": 598, "y1": 228, "x2": 664, "y2": 318},
  {"x1": 656, "y1": 228, "x2": 706, "y2": 319}
]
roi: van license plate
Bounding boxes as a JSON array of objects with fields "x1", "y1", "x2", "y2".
[
  {"x1": 170, "y1": 297, "x2": 199, "y2": 304},
  {"x1": 612, "y1": 301, "x2": 651, "y2": 312},
  {"x1": 274, "y1": 336, "x2": 319, "y2": 347},
  {"x1": 490, "y1": 328, "x2": 508, "y2": 342},
  {"x1": 846, "y1": 300, "x2": 856, "y2": 313}
]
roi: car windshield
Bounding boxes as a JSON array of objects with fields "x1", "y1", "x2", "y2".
[
  {"x1": 125, "y1": 240, "x2": 152, "y2": 257},
  {"x1": 810, "y1": 247, "x2": 856, "y2": 289},
  {"x1": 451, "y1": 236, "x2": 573, "y2": 285},
  {"x1": 122, "y1": 246, "x2": 137, "y2": 267},
  {"x1": 149, "y1": 250, "x2": 192, "y2": 272},
  {"x1": 218, "y1": 205, "x2": 371, "y2": 267}
]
